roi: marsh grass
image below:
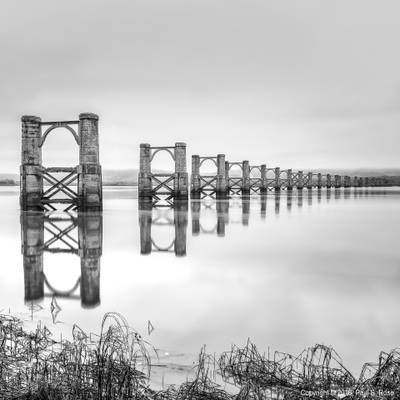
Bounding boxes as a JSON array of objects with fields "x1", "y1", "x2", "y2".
[{"x1": 1, "y1": 313, "x2": 400, "y2": 399}]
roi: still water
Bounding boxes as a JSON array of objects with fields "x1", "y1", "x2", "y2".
[{"x1": 0, "y1": 186, "x2": 399, "y2": 386}]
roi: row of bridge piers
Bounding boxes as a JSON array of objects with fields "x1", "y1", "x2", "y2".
[
  {"x1": 19, "y1": 113, "x2": 387, "y2": 212},
  {"x1": 138, "y1": 142, "x2": 386, "y2": 203}
]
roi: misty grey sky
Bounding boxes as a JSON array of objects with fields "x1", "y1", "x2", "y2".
[{"x1": 1, "y1": 0, "x2": 399, "y2": 172}]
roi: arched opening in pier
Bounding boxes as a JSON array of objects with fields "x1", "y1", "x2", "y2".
[
  {"x1": 41, "y1": 127, "x2": 79, "y2": 168},
  {"x1": 199, "y1": 158, "x2": 218, "y2": 175},
  {"x1": 150, "y1": 149, "x2": 176, "y2": 175},
  {"x1": 199, "y1": 203, "x2": 219, "y2": 234},
  {"x1": 266, "y1": 169, "x2": 276, "y2": 180},
  {"x1": 227, "y1": 163, "x2": 243, "y2": 178},
  {"x1": 44, "y1": 254, "x2": 81, "y2": 297},
  {"x1": 250, "y1": 167, "x2": 261, "y2": 179},
  {"x1": 280, "y1": 170, "x2": 288, "y2": 189},
  {"x1": 41, "y1": 128, "x2": 79, "y2": 204}
]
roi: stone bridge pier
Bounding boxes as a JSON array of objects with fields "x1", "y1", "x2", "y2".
[{"x1": 20, "y1": 113, "x2": 102, "y2": 211}]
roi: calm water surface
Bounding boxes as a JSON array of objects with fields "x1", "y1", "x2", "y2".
[{"x1": 0, "y1": 186, "x2": 399, "y2": 386}]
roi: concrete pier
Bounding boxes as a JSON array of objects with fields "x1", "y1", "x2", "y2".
[
  {"x1": 20, "y1": 116, "x2": 43, "y2": 211},
  {"x1": 274, "y1": 167, "x2": 280, "y2": 191},
  {"x1": 78, "y1": 113, "x2": 102, "y2": 211},
  {"x1": 216, "y1": 154, "x2": 227, "y2": 194},
  {"x1": 191, "y1": 155, "x2": 201, "y2": 193},
  {"x1": 242, "y1": 161, "x2": 250, "y2": 194},
  {"x1": 138, "y1": 144, "x2": 152, "y2": 198},
  {"x1": 191, "y1": 154, "x2": 227, "y2": 195},
  {"x1": 287, "y1": 169, "x2": 293, "y2": 191},
  {"x1": 260, "y1": 165, "x2": 267, "y2": 193},
  {"x1": 20, "y1": 113, "x2": 102, "y2": 211},
  {"x1": 174, "y1": 142, "x2": 189, "y2": 198},
  {"x1": 307, "y1": 172, "x2": 313, "y2": 190},
  {"x1": 327, "y1": 174, "x2": 332, "y2": 188},
  {"x1": 334, "y1": 175, "x2": 341, "y2": 188},
  {"x1": 317, "y1": 173, "x2": 322, "y2": 189},
  {"x1": 297, "y1": 171, "x2": 304, "y2": 190},
  {"x1": 139, "y1": 142, "x2": 188, "y2": 203}
]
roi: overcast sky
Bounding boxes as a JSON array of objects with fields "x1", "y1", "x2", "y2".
[{"x1": 1, "y1": 0, "x2": 399, "y2": 172}]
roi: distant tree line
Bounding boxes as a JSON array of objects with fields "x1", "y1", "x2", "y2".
[{"x1": 0, "y1": 179, "x2": 17, "y2": 186}]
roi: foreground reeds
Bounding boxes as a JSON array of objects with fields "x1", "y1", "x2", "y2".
[{"x1": 1, "y1": 312, "x2": 399, "y2": 399}]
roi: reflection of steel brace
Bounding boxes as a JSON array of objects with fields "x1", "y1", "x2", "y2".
[
  {"x1": 43, "y1": 216, "x2": 78, "y2": 254},
  {"x1": 21, "y1": 212, "x2": 102, "y2": 308}
]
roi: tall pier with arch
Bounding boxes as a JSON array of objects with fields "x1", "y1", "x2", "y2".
[{"x1": 20, "y1": 113, "x2": 102, "y2": 211}]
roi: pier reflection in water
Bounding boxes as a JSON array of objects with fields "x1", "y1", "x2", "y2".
[
  {"x1": 138, "y1": 188, "x2": 378, "y2": 258},
  {"x1": 21, "y1": 211, "x2": 103, "y2": 309},
  {"x1": 4, "y1": 185, "x2": 398, "y2": 385},
  {"x1": 139, "y1": 199, "x2": 188, "y2": 256}
]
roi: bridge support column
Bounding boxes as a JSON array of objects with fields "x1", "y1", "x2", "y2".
[
  {"x1": 191, "y1": 155, "x2": 201, "y2": 193},
  {"x1": 334, "y1": 175, "x2": 341, "y2": 188},
  {"x1": 326, "y1": 174, "x2": 332, "y2": 188},
  {"x1": 21, "y1": 212, "x2": 44, "y2": 303},
  {"x1": 216, "y1": 154, "x2": 227, "y2": 194},
  {"x1": 317, "y1": 173, "x2": 322, "y2": 189},
  {"x1": 78, "y1": 113, "x2": 102, "y2": 211},
  {"x1": 79, "y1": 213, "x2": 102, "y2": 308},
  {"x1": 274, "y1": 167, "x2": 281, "y2": 191},
  {"x1": 242, "y1": 161, "x2": 250, "y2": 194},
  {"x1": 138, "y1": 144, "x2": 152, "y2": 198},
  {"x1": 287, "y1": 169, "x2": 293, "y2": 191},
  {"x1": 297, "y1": 171, "x2": 304, "y2": 190},
  {"x1": 225, "y1": 161, "x2": 230, "y2": 193},
  {"x1": 307, "y1": 172, "x2": 313, "y2": 190},
  {"x1": 260, "y1": 164, "x2": 267, "y2": 193},
  {"x1": 20, "y1": 116, "x2": 43, "y2": 211},
  {"x1": 174, "y1": 142, "x2": 188, "y2": 199}
]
